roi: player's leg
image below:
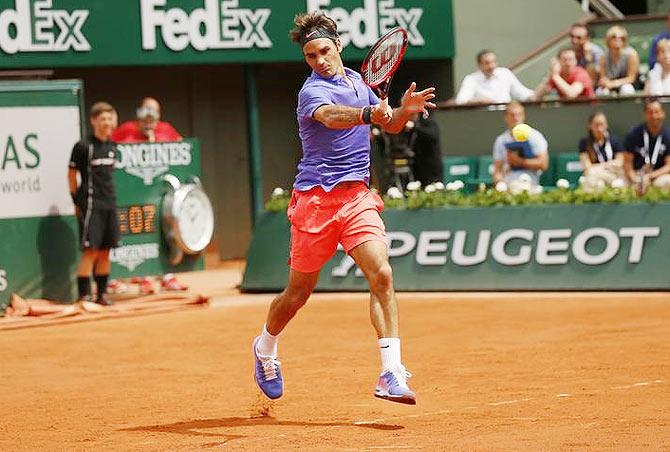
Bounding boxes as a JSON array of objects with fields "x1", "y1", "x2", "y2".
[
  {"x1": 253, "y1": 208, "x2": 339, "y2": 399},
  {"x1": 253, "y1": 269, "x2": 320, "y2": 400},
  {"x1": 265, "y1": 268, "x2": 321, "y2": 336},
  {"x1": 350, "y1": 240, "x2": 416, "y2": 404},
  {"x1": 350, "y1": 240, "x2": 398, "y2": 337}
]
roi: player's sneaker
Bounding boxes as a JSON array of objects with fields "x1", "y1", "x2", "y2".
[
  {"x1": 252, "y1": 336, "x2": 284, "y2": 399},
  {"x1": 374, "y1": 366, "x2": 416, "y2": 405}
]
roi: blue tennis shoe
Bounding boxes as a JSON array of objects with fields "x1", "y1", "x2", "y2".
[
  {"x1": 253, "y1": 336, "x2": 284, "y2": 399},
  {"x1": 374, "y1": 366, "x2": 416, "y2": 405}
]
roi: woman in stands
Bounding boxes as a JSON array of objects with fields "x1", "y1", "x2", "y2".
[
  {"x1": 645, "y1": 39, "x2": 670, "y2": 96},
  {"x1": 578, "y1": 111, "x2": 625, "y2": 191},
  {"x1": 597, "y1": 25, "x2": 639, "y2": 96}
]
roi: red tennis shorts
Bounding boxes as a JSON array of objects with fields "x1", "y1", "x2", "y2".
[{"x1": 287, "y1": 181, "x2": 386, "y2": 273}]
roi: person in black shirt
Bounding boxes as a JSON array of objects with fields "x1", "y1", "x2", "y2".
[
  {"x1": 578, "y1": 111, "x2": 625, "y2": 190},
  {"x1": 623, "y1": 99, "x2": 670, "y2": 190},
  {"x1": 373, "y1": 112, "x2": 444, "y2": 190},
  {"x1": 68, "y1": 102, "x2": 120, "y2": 305},
  {"x1": 404, "y1": 112, "x2": 444, "y2": 186}
]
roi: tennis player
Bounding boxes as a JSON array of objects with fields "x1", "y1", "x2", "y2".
[{"x1": 253, "y1": 12, "x2": 435, "y2": 405}]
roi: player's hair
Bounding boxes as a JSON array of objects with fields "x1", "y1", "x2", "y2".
[
  {"x1": 557, "y1": 46, "x2": 575, "y2": 58},
  {"x1": 476, "y1": 49, "x2": 495, "y2": 63},
  {"x1": 89, "y1": 101, "x2": 115, "y2": 119},
  {"x1": 289, "y1": 12, "x2": 338, "y2": 44}
]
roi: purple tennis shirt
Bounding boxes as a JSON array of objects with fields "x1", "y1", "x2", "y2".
[{"x1": 294, "y1": 67, "x2": 380, "y2": 191}]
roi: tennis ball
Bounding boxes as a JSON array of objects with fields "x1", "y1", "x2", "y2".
[{"x1": 512, "y1": 123, "x2": 532, "y2": 142}]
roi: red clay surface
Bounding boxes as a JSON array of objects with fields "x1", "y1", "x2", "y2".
[{"x1": 1, "y1": 268, "x2": 669, "y2": 450}]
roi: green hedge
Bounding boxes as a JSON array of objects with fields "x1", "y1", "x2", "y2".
[{"x1": 265, "y1": 186, "x2": 670, "y2": 212}]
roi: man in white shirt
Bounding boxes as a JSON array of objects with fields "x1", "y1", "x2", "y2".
[
  {"x1": 455, "y1": 50, "x2": 535, "y2": 105},
  {"x1": 492, "y1": 101, "x2": 549, "y2": 188}
]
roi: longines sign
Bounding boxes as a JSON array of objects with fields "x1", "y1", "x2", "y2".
[{"x1": 0, "y1": 0, "x2": 454, "y2": 68}]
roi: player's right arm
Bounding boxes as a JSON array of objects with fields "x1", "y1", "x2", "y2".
[{"x1": 313, "y1": 105, "x2": 386, "y2": 129}]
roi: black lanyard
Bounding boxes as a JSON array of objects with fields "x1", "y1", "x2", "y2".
[{"x1": 592, "y1": 135, "x2": 613, "y2": 163}]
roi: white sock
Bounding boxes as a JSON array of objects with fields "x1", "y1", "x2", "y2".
[
  {"x1": 256, "y1": 324, "x2": 279, "y2": 357},
  {"x1": 378, "y1": 337, "x2": 401, "y2": 372}
]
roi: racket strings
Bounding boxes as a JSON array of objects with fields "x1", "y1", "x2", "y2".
[{"x1": 363, "y1": 31, "x2": 405, "y2": 85}]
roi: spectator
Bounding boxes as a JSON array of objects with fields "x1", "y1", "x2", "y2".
[
  {"x1": 623, "y1": 99, "x2": 670, "y2": 190},
  {"x1": 112, "y1": 97, "x2": 182, "y2": 143},
  {"x1": 645, "y1": 39, "x2": 670, "y2": 96},
  {"x1": 535, "y1": 48, "x2": 595, "y2": 100},
  {"x1": 648, "y1": 10, "x2": 670, "y2": 70},
  {"x1": 597, "y1": 25, "x2": 639, "y2": 96},
  {"x1": 454, "y1": 50, "x2": 534, "y2": 105},
  {"x1": 68, "y1": 102, "x2": 120, "y2": 306},
  {"x1": 569, "y1": 23, "x2": 604, "y2": 84},
  {"x1": 578, "y1": 112, "x2": 625, "y2": 190},
  {"x1": 492, "y1": 101, "x2": 549, "y2": 190}
]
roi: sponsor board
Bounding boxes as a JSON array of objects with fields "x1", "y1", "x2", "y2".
[
  {"x1": 116, "y1": 141, "x2": 193, "y2": 185},
  {"x1": 242, "y1": 205, "x2": 670, "y2": 291},
  {"x1": 0, "y1": 0, "x2": 90, "y2": 54},
  {"x1": 141, "y1": 0, "x2": 271, "y2": 51},
  {"x1": 307, "y1": 0, "x2": 424, "y2": 48},
  {"x1": 0, "y1": 1, "x2": 453, "y2": 67},
  {"x1": 0, "y1": 268, "x2": 7, "y2": 292},
  {"x1": 0, "y1": 106, "x2": 80, "y2": 219},
  {"x1": 110, "y1": 243, "x2": 160, "y2": 271},
  {"x1": 331, "y1": 227, "x2": 661, "y2": 277}
]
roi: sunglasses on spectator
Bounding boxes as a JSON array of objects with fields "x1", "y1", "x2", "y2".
[
  {"x1": 609, "y1": 35, "x2": 626, "y2": 40},
  {"x1": 569, "y1": 34, "x2": 586, "y2": 39}
]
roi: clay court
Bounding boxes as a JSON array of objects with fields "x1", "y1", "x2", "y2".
[{"x1": 1, "y1": 267, "x2": 669, "y2": 451}]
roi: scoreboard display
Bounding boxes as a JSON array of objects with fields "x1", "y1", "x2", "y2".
[{"x1": 117, "y1": 204, "x2": 157, "y2": 235}]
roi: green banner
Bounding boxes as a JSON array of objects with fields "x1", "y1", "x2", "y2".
[
  {"x1": 110, "y1": 139, "x2": 205, "y2": 278},
  {"x1": 0, "y1": 0, "x2": 454, "y2": 68},
  {"x1": 0, "y1": 80, "x2": 83, "y2": 309},
  {"x1": 243, "y1": 203, "x2": 670, "y2": 291}
]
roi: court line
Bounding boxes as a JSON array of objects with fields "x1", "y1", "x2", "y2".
[{"x1": 352, "y1": 379, "x2": 665, "y2": 426}]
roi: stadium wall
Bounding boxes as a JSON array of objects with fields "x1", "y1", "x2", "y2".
[{"x1": 435, "y1": 97, "x2": 656, "y2": 157}]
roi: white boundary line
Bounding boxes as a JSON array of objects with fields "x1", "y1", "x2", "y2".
[{"x1": 351, "y1": 380, "x2": 665, "y2": 426}]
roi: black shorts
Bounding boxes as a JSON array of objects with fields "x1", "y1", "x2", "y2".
[{"x1": 77, "y1": 207, "x2": 120, "y2": 250}]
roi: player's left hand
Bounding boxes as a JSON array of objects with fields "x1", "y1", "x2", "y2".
[
  {"x1": 371, "y1": 98, "x2": 393, "y2": 125},
  {"x1": 401, "y1": 82, "x2": 436, "y2": 117}
]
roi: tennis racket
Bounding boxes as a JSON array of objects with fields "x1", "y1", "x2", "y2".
[{"x1": 360, "y1": 27, "x2": 408, "y2": 100}]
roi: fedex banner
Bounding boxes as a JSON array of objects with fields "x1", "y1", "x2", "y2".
[
  {"x1": 0, "y1": 0, "x2": 454, "y2": 68},
  {"x1": 243, "y1": 204, "x2": 670, "y2": 291}
]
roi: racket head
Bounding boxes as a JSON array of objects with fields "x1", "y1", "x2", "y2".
[{"x1": 360, "y1": 28, "x2": 408, "y2": 97}]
